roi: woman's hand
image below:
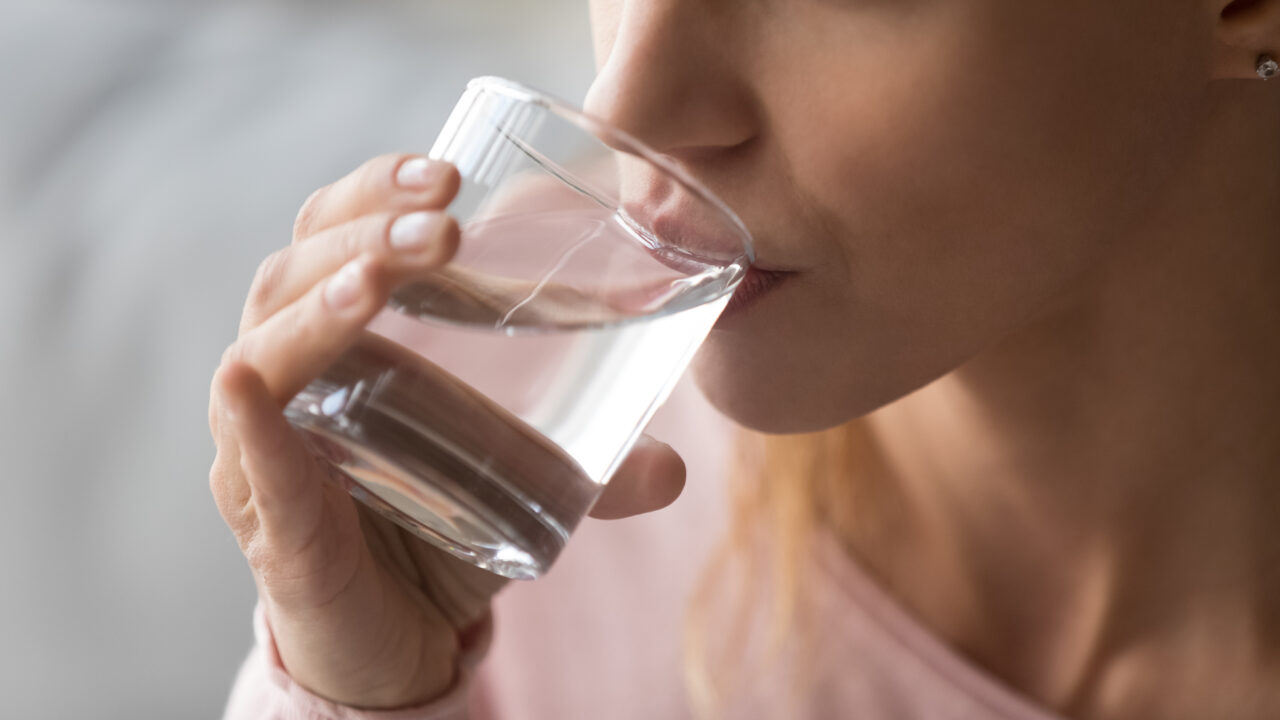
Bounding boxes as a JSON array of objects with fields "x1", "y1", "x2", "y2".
[{"x1": 208, "y1": 154, "x2": 687, "y2": 709}]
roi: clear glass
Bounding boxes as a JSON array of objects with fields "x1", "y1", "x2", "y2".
[{"x1": 284, "y1": 77, "x2": 753, "y2": 579}]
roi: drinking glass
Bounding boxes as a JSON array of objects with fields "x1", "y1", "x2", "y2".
[{"x1": 285, "y1": 76, "x2": 753, "y2": 579}]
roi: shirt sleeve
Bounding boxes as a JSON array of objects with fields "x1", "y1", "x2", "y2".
[{"x1": 221, "y1": 603, "x2": 491, "y2": 720}]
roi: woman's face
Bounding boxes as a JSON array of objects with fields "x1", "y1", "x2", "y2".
[{"x1": 585, "y1": 0, "x2": 1214, "y2": 433}]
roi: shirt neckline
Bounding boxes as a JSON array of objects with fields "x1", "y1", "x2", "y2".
[{"x1": 812, "y1": 527, "x2": 1071, "y2": 720}]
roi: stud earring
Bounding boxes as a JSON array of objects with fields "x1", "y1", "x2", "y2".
[{"x1": 1257, "y1": 54, "x2": 1279, "y2": 80}]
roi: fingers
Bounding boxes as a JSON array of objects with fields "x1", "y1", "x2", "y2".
[
  {"x1": 226, "y1": 254, "x2": 389, "y2": 406},
  {"x1": 213, "y1": 361, "x2": 326, "y2": 550},
  {"x1": 588, "y1": 435, "x2": 687, "y2": 520},
  {"x1": 241, "y1": 210, "x2": 459, "y2": 332},
  {"x1": 242, "y1": 153, "x2": 462, "y2": 333},
  {"x1": 211, "y1": 361, "x2": 371, "y2": 615},
  {"x1": 293, "y1": 154, "x2": 460, "y2": 243}
]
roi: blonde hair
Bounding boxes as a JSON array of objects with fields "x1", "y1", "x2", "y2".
[{"x1": 683, "y1": 420, "x2": 878, "y2": 718}]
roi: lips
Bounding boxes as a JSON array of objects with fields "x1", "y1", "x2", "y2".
[
  {"x1": 718, "y1": 266, "x2": 791, "y2": 323},
  {"x1": 617, "y1": 200, "x2": 797, "y2": 322},
  {"x1": 621, "y1": 199, "x2": 750, "y2": 262},
  {"x1": 648, "y1": 212, "x2": 749, "y2": 265}
]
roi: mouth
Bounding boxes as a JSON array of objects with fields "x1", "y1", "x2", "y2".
[
  {"x1": 716, "y1": 266, "x2": 793, "y2": 325},
  {"x1": 616, "y1": 201, "x2": 798, "y2": 323},
  {"x1": 621, "y1": 201, "x2": 751, "y2": 265}
]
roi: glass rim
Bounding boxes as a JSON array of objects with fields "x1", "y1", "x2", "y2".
[{"x1": 465, "y1": 75, "x2": 755, "y2": 265}]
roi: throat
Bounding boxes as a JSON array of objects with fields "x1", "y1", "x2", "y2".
[{"x1": 842, "y1": 360, "x2": 1280, "y2": 718}]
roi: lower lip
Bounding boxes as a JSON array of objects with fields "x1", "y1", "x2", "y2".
[{"x1": 715, "y1": 267, "x2": 791, "y2": 326}]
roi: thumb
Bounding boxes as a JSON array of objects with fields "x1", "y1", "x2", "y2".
[{"x1": 588, "y1": 435, "x2": 686, "y2": 520}]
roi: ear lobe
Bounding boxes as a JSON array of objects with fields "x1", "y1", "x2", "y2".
[{"x1": 1213, "y1": 0, "x2": 1280, "y2": 78}]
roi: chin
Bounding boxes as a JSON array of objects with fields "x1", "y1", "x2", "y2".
[
  {"x1": 688, "y1": 345, "x2": 882, "y2": 435},
  {"x1": 689, "y1": 321, "x2": 955, "y2": 435}
]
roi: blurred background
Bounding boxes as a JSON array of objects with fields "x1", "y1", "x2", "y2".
[{"x1": 0, "y1": 1, "x2": 595, "y2": 716}]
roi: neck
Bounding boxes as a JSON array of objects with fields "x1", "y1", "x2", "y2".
[{"x1": 855, "y1": 83, "x2": 1280, "y2": 718}]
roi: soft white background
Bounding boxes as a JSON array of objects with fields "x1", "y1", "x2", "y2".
[{"x1": 0, "y1": 2, "x2": 594, "y2": 716}]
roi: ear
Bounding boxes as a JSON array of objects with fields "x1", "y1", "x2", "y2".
[{"x1": 1212, "y1": 0, "x2": 1280, "y2": 79}]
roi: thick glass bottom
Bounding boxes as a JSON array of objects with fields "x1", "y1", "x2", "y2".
[{"x1": 284, "y1": 332, "x2": 601, "y2": 580}]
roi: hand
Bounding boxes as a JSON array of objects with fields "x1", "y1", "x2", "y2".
[{"x1": 208, "y1": 154, "x2": 687, "y2": 709}]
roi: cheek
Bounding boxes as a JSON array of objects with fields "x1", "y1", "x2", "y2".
[
  {"x1": 894, "y1": 8, "x2": 1195, "y2": 229},
  {"x1": 788, "y1": 0, "x2": 1205, "y2": 294},
  {"x1": 699, "y1": 0, "x2": 1208, "y2": 431}
]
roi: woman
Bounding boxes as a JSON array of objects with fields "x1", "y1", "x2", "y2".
[{"x1": 209, "y1": 0, "x2": 1280, "y2": 717}]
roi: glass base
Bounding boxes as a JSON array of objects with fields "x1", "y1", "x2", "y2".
[
  {"x1": 283, "y1": 332, "x2": 604, "y2": 581},
  {"x1": 296, "y1": 421, "x2": 548, "y2": 580}
]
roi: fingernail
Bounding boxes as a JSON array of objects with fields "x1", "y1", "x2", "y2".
[
  {"x1": 395, "y1": 157, "x2": 440, "y2": 190},
  {"x1": 325, "y1": 259, "x2": 364, "y2": 309},
  {"x1": 389, "y1": 211, "x2": 440, "y2": 251}
]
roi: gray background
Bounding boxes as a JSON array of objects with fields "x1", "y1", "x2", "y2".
[{"x1": 0, "y1": 1, "x2": 593, "y2": 716}]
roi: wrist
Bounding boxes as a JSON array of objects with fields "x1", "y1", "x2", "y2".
[{"x1": 258, "y1": 600, "x2": 463, "y2": 710}]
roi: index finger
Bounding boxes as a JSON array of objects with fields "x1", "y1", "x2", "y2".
[{"x1": 293, "y1": 154, "x2": 461, "y2": 242}]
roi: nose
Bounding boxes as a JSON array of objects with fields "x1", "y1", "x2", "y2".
[{"x1": 582, "y1": 2, "x2": 759, "y2": 162}]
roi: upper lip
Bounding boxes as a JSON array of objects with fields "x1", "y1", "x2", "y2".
[{"x1": 627, "y1": 205, "x2": 798, "y2": 273}]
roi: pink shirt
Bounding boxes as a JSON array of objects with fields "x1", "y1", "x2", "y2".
[{"x1": 223, "y1": 378, "x2": 1068, "y2": 720}]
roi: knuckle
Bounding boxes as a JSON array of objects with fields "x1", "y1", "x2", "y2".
[
  {"x1": 242, "y1": 537, "x2": 269, "y2": 573},
  {"x1": 242, "y1": 535, "x2": 285, "y2": 579},
  {"x1": 209, "y1": 360, "x2": 244, "y2": 435},
  {"x1": 218, "y1": 342, "x2": 243, "y2": 371},
  {"x1": 248, "y1": 249, "x2": 290, "y2": 310},
  {"x1": 217, "y1": 341, "x2": 255, "y2": 387},
  {"x1": 232, "y1": 515, "x2": 264, "y2": 560},
  {"x1": 210, "y1": 455, "x2": 260, "y2": 549},
  {"x1": 292, "y1": 185, "x2": 329, "y2": 241},
  {"x1": 325, "y1": 214, "x2": 393, "y2": 270},
  {"x1": 208, "y1": 391, "x2": 222, "y2": 437},
  {"x1": 208, "y1": 455, "x2": 234, "y2": 498},
  {"x1": 209, "y1": 458, "x2": 244, "y2": 518},
  {"x1": 344, "y1": 214, "x2": 387, "y2": 260},
  {"x1": 208, "y1": 368, "x2": 224, "y2": 432}
]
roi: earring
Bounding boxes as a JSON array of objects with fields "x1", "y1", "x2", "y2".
[{"x1": 1257, "y1": 54, "x2": 1279, "y2": 80}]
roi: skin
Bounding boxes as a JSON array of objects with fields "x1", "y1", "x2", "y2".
[
  {"x1": 210, "y1": 0, "x2": 1280, "y2": 716},
  {"x1": 584, "y1": 0, "x2": 1280, "y2": 717}
]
